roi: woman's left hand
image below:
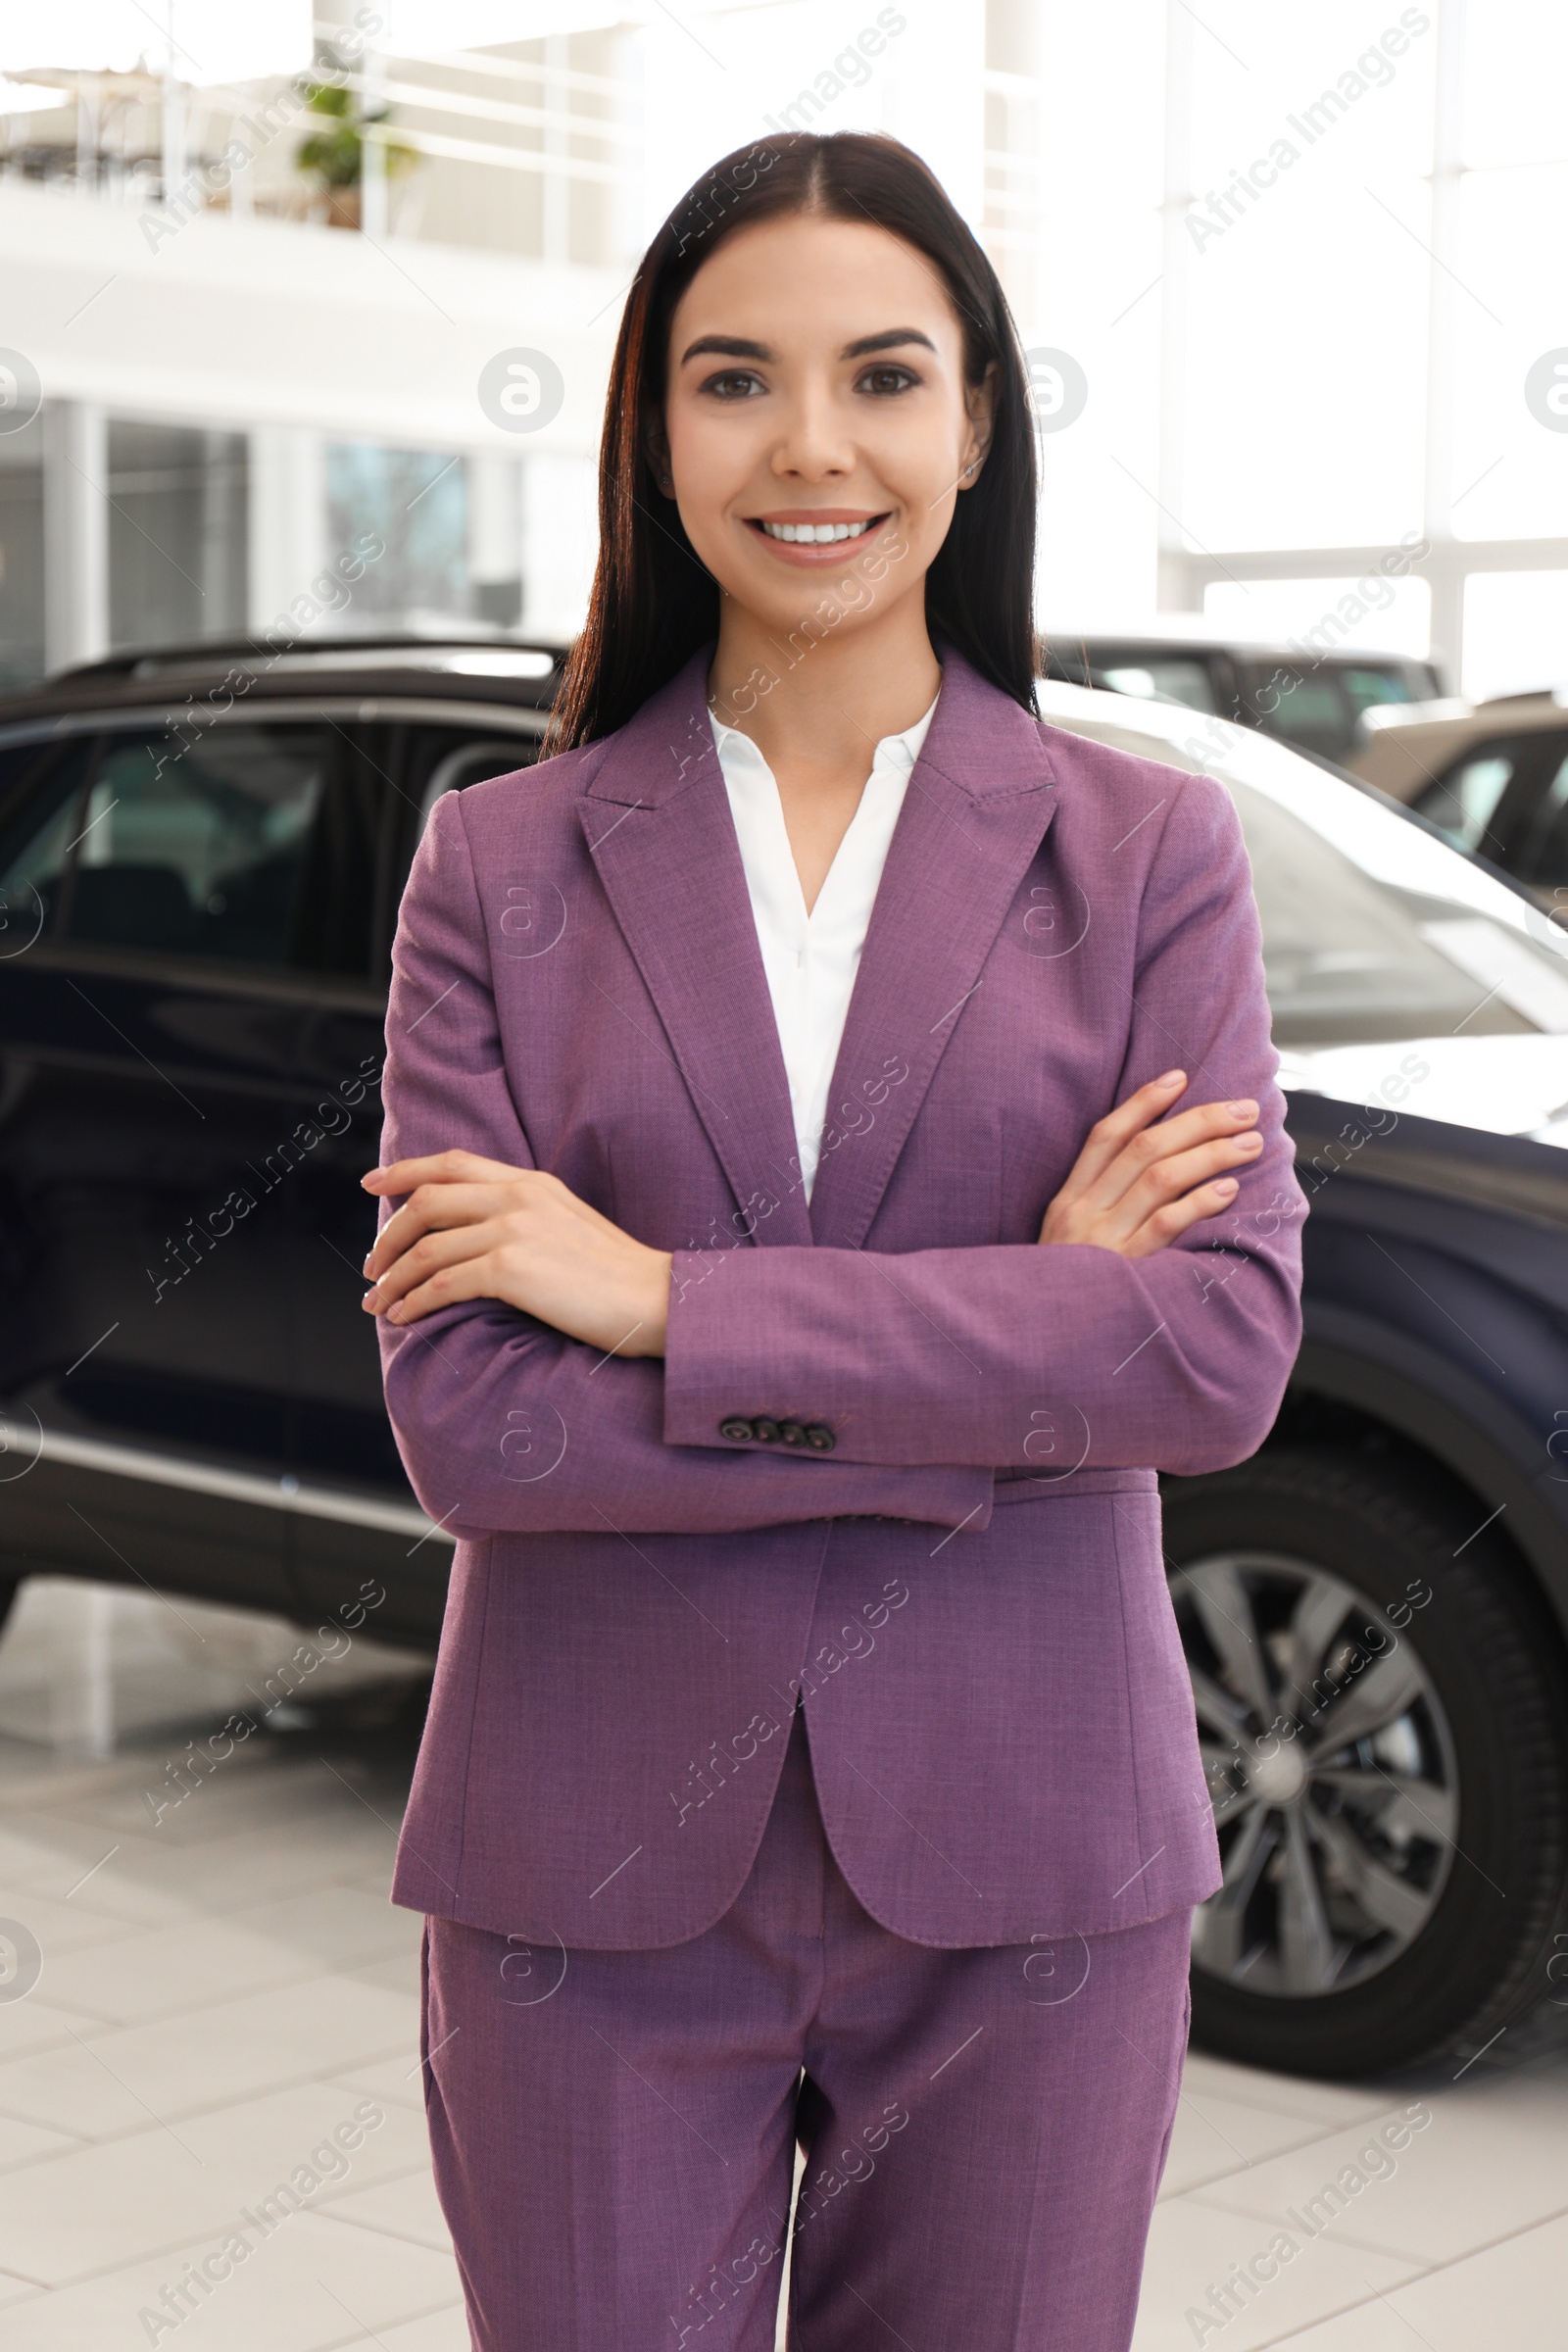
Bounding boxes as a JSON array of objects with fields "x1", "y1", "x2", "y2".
[{"x1": 361, "y1": 1151, "x2": 672, "y2": 1357}]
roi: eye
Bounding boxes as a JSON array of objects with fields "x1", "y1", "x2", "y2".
[
  {"x1": 701, "y1": 369, "x2": 767, "y2": 400},
  {"x1": 858, "y1": 365, "x2": 919, "y2": 397}
]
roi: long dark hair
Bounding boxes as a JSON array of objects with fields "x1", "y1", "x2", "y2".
[{"x1": 550, "y1": 132, "x2": 1038, "y2": 750}]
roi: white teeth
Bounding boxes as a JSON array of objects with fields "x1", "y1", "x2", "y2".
[{"x1": 760, "y1": 517, "x2": 877, "y2": 543}]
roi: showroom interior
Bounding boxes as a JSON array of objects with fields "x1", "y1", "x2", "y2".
[{"x1": 1, "y1": 2, "x2": 1567, "y2": 2347}]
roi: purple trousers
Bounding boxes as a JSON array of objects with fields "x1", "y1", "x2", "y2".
[{"x1": 420, "y1": 1706, "x2": 1192, "y2": 2351}]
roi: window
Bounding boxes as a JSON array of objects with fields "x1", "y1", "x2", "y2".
[
  {"x1": 1412, "y1": 742, "x2": 1530, "y2": 860},
  {"x1": 288, "y1": 727, "x2": 382, "y2": 979},
  {"x1": 1230, "y1": 768, "x2": 1568, "y2": 1048},
  {"x1": 1339, "y1": 665, "x2": 1425, "y2": 722},
  {"x1": 325, "y1": 443, "x2": 467, "y2": 626},
  {"x1": 416, "y1": 737, "x2": 538, "y2": 837},
  {"x1": 1459, "y1": 570, "x2": 1568, "y2": 701},
  {"x1": 1510, "y1": 744, "x2": 1568, "y2": 893},
  {"x1": 62, "y1": 724, "x2": 328, "y2": 964},
  {"x1": 1097, "y1": 659, "x2": 1217, "y2": 714},
  {"x1": 0, "y1": 738, "x2": 95, "y2": 956},
  {"x1": 0, "y1": 412, "x2": 45, "y2": 691},
  {"x1": 1242, "y1": 670, "x2": 1349, "y2": 761},
  {"x1": 376, "y1": 722, "x2": 542, "y2": 974},
  {"x1": 1057, "y1": 700, "x2": 1568, "y2": 1049},
  {"x1": 106, "y1": 420, "x2": 248, "y2": 653}
]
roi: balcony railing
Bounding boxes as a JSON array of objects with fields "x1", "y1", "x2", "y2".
[{"x1": 0, "y1": 28, "x2": 639, "y2": 253}]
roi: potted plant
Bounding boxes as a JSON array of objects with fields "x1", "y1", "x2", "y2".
[{"x1": 295, "y1": 77, "x2": 416, "y2": 229}]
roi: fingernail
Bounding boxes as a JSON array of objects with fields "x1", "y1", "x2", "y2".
[
  {"x1": 361, "y1": 1254, "x2": 372, "y2": 1276},
  {"x1": 1214, "y1": 1177, "x2": 1238, "y2": 1195},
  {"x1": 1239, "y1": 1132, "x2": 1262, "y2": 1151},
  {"x1": 1157, "y1": 1069, "x2": 1184, "y2": 1087},
  {"x1": 1227, "y1": 1101, "x2": 1257, "y2": 1119}
]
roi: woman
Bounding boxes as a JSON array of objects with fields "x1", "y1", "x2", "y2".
[{"x1": 363, "y1": 133, "x2": 1303, "y2": 2352}]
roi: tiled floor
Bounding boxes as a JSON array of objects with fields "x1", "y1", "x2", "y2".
[{"x1": 1, "y1": 1578, "x2": 1565, "y2": 2351}]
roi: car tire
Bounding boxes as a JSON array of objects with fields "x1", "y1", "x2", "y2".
[{"x1": 1161, "y1": 1445, "x2": 1568, "y2": 2078}]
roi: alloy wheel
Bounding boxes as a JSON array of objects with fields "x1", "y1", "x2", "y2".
[{"x1": 1170, "y1": 1550, "x2": 1458, "y2": 1997}]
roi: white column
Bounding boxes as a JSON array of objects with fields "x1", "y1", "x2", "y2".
[
  {"x1": 161, "y1": 5, "x2": 187, "y2": 201},
  {"x1": 1422, "y1": 0, "x2": 1466, "y2": 691},
  {"x1": 361, "y1": 44, "x2": 388, "y2": 239},
  {"x1": 543, "y1": 33, "x2": 569, "y2": 267},
  {"x1": 605, "y1": 24, "x2": 642, "y2": 272},
  {"x1": 42, "y1": 399, "x2": 110, "y2": 673},
  {"x1": 76, "y1": 83, "x2": 96, "y2": 190},
  {"x1": 229, "y1": 133, "x2": 254, "y2": 220},
  {"x1": 520, "y1": 453, "x2": 598, "y2": 645},
  {"x1": 467, "y1": 453, "x2": 524, "y2": 629},
  {"x1": 1154, "y1": 0, "x2": 1195, "y2": 612},
  {"x1": 247, "y1": 425, "x2": 326, "y2": 633},
  {"x1": 199, "y1": 427, "x2": 233, "y2": 622},
  {"x1": 983, "y1": 0, "x2": 1043, "y2": 331}
]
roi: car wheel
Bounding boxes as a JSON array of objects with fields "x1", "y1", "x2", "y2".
[{"x1": 1162, "y1": 1446, "x2": 1568, "y2": 2077}]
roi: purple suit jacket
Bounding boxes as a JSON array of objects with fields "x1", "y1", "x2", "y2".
[{"x1": 378, "y1": 648, "x2": 1304, "y2": 1949}]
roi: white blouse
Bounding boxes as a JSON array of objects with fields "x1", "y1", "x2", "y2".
[{"x1": 710, "y1": 693, "x2": 938, "y2": 1201}]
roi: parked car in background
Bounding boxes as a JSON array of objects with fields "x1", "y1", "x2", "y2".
[
  {"x1": 1041, "y1": 619, "x2": 1444, "y2": 762},
  {"x1": 1349, "y1": 689, "x2": 1568, "y2": 921},
  {"x1": 0, "y1": 637, "x2": 560, "y2": 1645},
  {"x1": 1, "y1": 637, "x2": 1566, "y2": 2082}
]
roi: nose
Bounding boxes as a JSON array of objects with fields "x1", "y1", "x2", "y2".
[{"x1": 769, "y1": 378, "x2": 855, "y2": 483}]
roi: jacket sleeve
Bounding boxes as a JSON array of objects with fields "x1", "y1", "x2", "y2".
[
  {"x1": 662, "y1": 771, "x2": 1304, "y2": 1478},
  {"x1": 375, "y1": 789, "x2": 994, "y2": 1539}
]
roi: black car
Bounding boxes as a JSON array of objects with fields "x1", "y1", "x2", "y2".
[
  {"x1": 1, "y1": 639, "x2": 1565, "y2": 2081},
  {"x1": 0, "y1": 637, "x2": 559, "y2": 1647},
  {"x1": 1042, "y1": 626, "x2": 1443, "y2": 763}
]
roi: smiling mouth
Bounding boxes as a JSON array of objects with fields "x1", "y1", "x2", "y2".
[{"x1": 750, "y1": 514, "x2": 889, "y2": 544}]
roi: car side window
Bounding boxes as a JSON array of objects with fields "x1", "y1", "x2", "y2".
[
  {"x1": 61, "y1": 723, "x2": 329, "y2": 965},
  {"x1": 416, "y1": 736, "x2": 540, "y2": 839},
  {"x1": 1096, "y1": 659, "x2": 1217, "y2": 714},
  {"x1": 371, "y1": 724, "x2": 543, "y2": 981},
  {"x1": 1339, "y1": 664, "x2": 1419, "y2": 721},
  {"x1": 1422, "y1": 751, "x2": 1515, "y2": 854},
  {"x1": 0, "y1": 737, "x2": 97, "y2": 954},
  {"x1": 1411, "y1": 738, "x2": 1537, "y2": 862},
  {"x1": 1512, "y1": 741, "x2": 1568, "y2": 890},
  {"x1": 1249, "y1": 671, "x2": 1349, "y2": 759}
]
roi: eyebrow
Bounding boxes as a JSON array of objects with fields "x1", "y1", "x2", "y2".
[
  {"x1": 842, "y1": 328, "x2": 937, "y2": 359},
  {"x1": 677, "y1": 327, "x2": 938, "y2": 366}
]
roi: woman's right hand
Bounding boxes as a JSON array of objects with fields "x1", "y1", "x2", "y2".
[{"x1": 1039, "y1": 1069, "x2": 1262, "y2": 1260}]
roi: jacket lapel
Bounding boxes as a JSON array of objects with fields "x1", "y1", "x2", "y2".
[
  {"x1": 576, "y1": 648, "x2": 1059, "y2": 1254},
  {"x1": 807, "y1": 654, "x2": 1059, "y2": 1250},
  {"x1": 576, "y1": 653, "x2": 814, "y2": 1246}
]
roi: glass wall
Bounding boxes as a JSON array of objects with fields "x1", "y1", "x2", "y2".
[
  {"x1": 0, "y1": 411, "x2": 43, "y2": 689},
  {"x1": 324, "y1": 443, "x2": 469, "y2": 632},
  {"x1": 3, "y1": 1, "x2": 1566, "y2": 694},
  {"x1": 106, "y1": 421, "x2": 248, "y2": 654}
]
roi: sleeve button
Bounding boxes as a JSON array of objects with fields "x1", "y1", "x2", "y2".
[
  {"x1": 718, "y1": 1417, "x2": 754, "y2": 1442},
  {"x1": 752, "y1": 1417, "x2": 781, "y2": 1444},
  {"x1": 778, "y1": 1420, "x2": 808, "y2": 1446},
  {"x1": 805, "y1": 1423, "x2": 836, "y2": 1453}
]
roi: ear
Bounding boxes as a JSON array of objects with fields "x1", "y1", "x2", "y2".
[
  {"x1": 957, "y1": 362, "x2": 1000, "y2": 490},
  {"x1": 643, "y1": 411, "x2": 675, "y2": 499}
]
